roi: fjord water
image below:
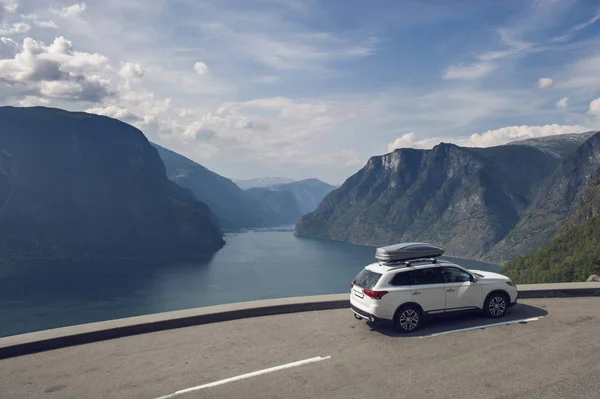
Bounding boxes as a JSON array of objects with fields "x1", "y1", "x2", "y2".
[{"x1": 0, "y1": 227, "x2": 500, "y2": 337}]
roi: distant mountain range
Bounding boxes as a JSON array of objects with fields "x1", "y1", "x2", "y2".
[
  {"x1": 296, "y1": 132, "x2": 600, "y2": 263},
  {"x1": 0, "y1": 107, "x2": 224, "y2": 262},
  {"x1": 233, "y1": 177, "x2": 296, "y2": 190},
  {"x1": 153, "y1": 144, "x2": 335, "y2": 229}
]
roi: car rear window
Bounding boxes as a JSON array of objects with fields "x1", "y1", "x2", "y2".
[{"x1": 353, "y1": 269, "x2": 382, "y2": 289}]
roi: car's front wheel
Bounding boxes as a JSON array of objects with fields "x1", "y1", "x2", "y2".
[
  {"x1": 484, "y1": 293, "x2": 508, "y2": 318},
  {"x1": 394, "y1": 305, "x2": 422, "y2": 333}
]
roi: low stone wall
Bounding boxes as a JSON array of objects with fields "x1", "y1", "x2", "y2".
[{"x1": 1, "y1": 283, "x2": 599, "y2": 359}]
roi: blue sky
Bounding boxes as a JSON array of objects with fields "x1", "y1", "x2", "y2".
[{"x1": 1, "y1": 0, "x2": 600, "y2": 184}]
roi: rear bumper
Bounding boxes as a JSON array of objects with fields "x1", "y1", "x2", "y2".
[{"x1": 351, "y1": 305, "x2": 393, "y2": 326}]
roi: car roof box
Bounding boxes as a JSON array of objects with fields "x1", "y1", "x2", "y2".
[{"x1": 375, "y1": 242, "x2": 444, "y2": 265}]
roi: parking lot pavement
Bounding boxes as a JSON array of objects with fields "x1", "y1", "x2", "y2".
[{"x1": 2, "y1": 297, "x2": 600, "y2": 399}]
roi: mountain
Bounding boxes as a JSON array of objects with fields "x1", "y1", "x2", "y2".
[
  {"x1": 486, "y1": 132, "x2": 600, "y2": 262},
  {"x1": 506, "y1": 132, "x2": 596, "y2": 159},
  {"x1": 244, "y1": 188, "x2": 302, "y2": 226},
  {"x1": 269, "y1": 179, "x2": 336, "y2": 215},
  {"x1": 233, "y1": 177, "x2": 296, "y2": 190},
  {"x1": 296, "y1": 132, "x2": 599, "y2": 261},
  {"x1": 154, "y1": 146, "x2": 316, "y2": 227},
  {"x1": 502, "y1": 168, "x2": 600, "y2": 283},
  {"x1": 0, "y1": 106, "x2": 224, "y2": 261},
  {"x1": 152, "y1": 144, "x2": 264, "y2": 229}
]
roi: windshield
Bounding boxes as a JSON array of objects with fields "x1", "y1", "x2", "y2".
[{"x1": 353, "y1": 269, "x2": 382, "y2": 289}]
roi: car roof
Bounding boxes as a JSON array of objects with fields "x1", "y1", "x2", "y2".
[{"x1": 365, "y1": 260, "x2": 463, "y2": 275}]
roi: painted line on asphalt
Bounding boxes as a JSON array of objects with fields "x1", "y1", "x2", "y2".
[
  {"x1": 154, "y1": 355, "x2": 332, "y2": 399},
  {"x1": 421, "y1": 317, "x2": 543, "y2": 338}
]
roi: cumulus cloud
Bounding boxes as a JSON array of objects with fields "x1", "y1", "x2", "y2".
[
  {"x1": 556, "y1": 97, "x2": 568, "y2": 109},
  {"x1": 193, "y1": 61, "x2": 208, "y2": 75},
  {"x1": 0, "y1": 22, "x2": 30, "y2": 35},
  {"x1": 119, "y1": 62, "x2": 144, "y2": 79},
  {"x1": 444, "y1": 62, "x2": 496, "y2": 80},
  {"x1": 388, "y1": 132, "x2": 443, "y2": 151},
  {"x1": 0, "y1": 36, "x2": 112, "y2": 102},
  {"x1": 387, "y1": 124, "x2": 588, "y2": 153},
  {"x1": 54, "y1": 3, "x2": 86, "y2": 19},
  {"x1": 85, "y1": 105, "x2": 140, "y2": 121},
  {"x1": 537, "y1": 78, "x2": 553, "y2": 89},
  {"x1": 589, "y1": 98, "x2": 600, "y2": 117},
  {"x1": 3, "y1": 0, "x2": 18, "y2": 13}
]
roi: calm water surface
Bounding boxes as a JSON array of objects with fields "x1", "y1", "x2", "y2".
[{"x1": 0, "y1": 227, "x2": 500, "y2": 337}]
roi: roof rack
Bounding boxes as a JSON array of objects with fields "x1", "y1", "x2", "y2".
[
  {"x1": 377, "y1": 257, "x2": 440, "y2": 268},
  {"x1": 375, "y1": 242, "x2": 444, "y2": 267}
]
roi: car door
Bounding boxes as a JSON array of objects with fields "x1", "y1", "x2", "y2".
[
  {"x1": 407, "y1": 267, "x2": 446, "y2": 313},
  {"x1": 440, "y1": 267, "x2": 482, "y2": 311}
]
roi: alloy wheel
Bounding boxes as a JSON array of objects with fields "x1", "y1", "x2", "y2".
[{"x1": 488, "y1": 296, "x2": 506, "y2": 317}]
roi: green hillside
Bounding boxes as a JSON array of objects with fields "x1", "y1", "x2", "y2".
[
  {"x1": 502, "y1": 217, "x2": 600, "y2": 283},
  {"x1": 503, "y1": 168, "x2": 600, "y2": 283}
]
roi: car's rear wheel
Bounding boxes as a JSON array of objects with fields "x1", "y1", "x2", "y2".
[
  {"x1": 484, "y1": 293, "x2": 508, "y2": 318},
  {"x1": 394, "y1": 305, "x2": 422, "y2": 333}
]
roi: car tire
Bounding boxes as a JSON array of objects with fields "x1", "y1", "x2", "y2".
[
  {"x1": 394, "y1": 305, "x2": 422, "y2": 333},
  {"x1": 484, "y1": 292, "x2": 508, "y2": 318}
]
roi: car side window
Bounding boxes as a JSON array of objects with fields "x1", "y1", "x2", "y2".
[
  {"x1": 441, "y1": 267, "x2": 472, "y2": 283},
  {"x1": 408, "y1": 268, "x2": 443, "y2": 285},
  {"x1": 390, "y1": 272, "x2": 411, "y2": 286}
]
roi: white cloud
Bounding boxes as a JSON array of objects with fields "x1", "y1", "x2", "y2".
[
  {"x1": 54, "y1": 3, "x2": 87, "y2": 19},
  {"x1": 552, "y1": 11, "x2": 600, "y2": 42},
  {"x1": 0, "y1": 22, "x2": 30, "y2": 35},
  {"x1": 119, "y1": 62, "x2": 144, "y2": 79},
  {"x1": 443, "y1": 62, "x2": 496, "y2": 80},
  {"x1": 20, "y1": 14, "x2": 59, "y2": 29},
  {"x1": 537, "y1": 77, "x2": 553, "y2": 89},
  {"x1": 387, "y1": 124, "x2": 588, "y2": 153},
  {"x1": 179, "y1": 109, "x2": 194, "y2": 118},
  {"x1": 589, "y1": 98, "x2": 600, "y2": 117},
  {"x1": 0, "y1": 36, "x2": 112, "y2": 102},
  {"x1": 468, "y1": 124, "x2": 587, "y2": 147},
  {"x1": 193, "y1": 61, "x2": 208, "y2": 75},
  {"x1": 2, "y1": 0, "x2": 18, "y2": 13},
  {"x1": 85, "y1": 105, "x2": 140, "y2": 121},
  {"x1": 388, "y1": 132, "x2": 443, "y2": 151},
  {"x1": 0, "y1": 36, "x2": 18, "y2": 58},
  {"x1": 34, "y1": 20, "x2": 59, "y2": 29},
  {"x1": 556, "y1": 97, "x2": 568, "y2": 109}
]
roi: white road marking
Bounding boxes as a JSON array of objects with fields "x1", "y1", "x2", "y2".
[
  {"x1": 421, "y1": 317, "x2": 543, "y2": 338},
  {"x1": 154, "y1": 356, "x2": 331, "y2": 399}
]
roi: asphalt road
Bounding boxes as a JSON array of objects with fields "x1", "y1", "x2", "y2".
[{"x1": 2, "y1": 297, "x2": 599, "y2": 399}]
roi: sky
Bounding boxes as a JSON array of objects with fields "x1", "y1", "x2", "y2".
[{"x1": 1, "y1": 0, "x2": 600, "y2": 185}]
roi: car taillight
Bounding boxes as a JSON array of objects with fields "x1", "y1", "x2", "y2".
[
  {"x1": 363, "y1": 289, "x2": 388, "y2": 299},
  {"x1": 350, "y1": 282, "x2": 354, "y2": 288}
]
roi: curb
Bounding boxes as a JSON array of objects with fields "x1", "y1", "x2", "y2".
[{"x1": 2, "y1": 283, "x2": 599, "y2": 360}]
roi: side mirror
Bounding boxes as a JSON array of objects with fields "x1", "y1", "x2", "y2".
[{"x1": 470, "y1": 275, "x2": 477, "y2": 283}]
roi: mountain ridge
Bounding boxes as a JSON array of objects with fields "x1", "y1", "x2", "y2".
[
  {"x1": 296, "y1": 132, "x2": 599, "y2": 262},
  {"x1": 0, "y1": 106, "x2": 224, "y2": 261}
]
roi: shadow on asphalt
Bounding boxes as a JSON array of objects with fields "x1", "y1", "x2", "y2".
[{"x1": 367, "y1": 303, "x2": 549, "y2": 338}]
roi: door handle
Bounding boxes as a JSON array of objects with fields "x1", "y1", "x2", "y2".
[
  {"x1": 412, "y1": 291, "x2": 421, "y2": 295},
  {"x1": 446, "y1": 288, "x2": 456, "y2": 292}
]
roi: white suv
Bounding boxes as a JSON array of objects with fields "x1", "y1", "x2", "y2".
[{"x1": 350, "y1": 260, "x2": 518, "y2": 333}]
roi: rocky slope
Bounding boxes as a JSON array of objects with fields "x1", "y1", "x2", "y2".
[
  {"x1": 0, "y1": 107, "x2": 224, "y2": 261},
  {"x1": 486, "y1": 132, "x2": 600, "y2": 262},
  {"x1": 296, "y1": 132, "x2": 599, "y2": 261}
]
